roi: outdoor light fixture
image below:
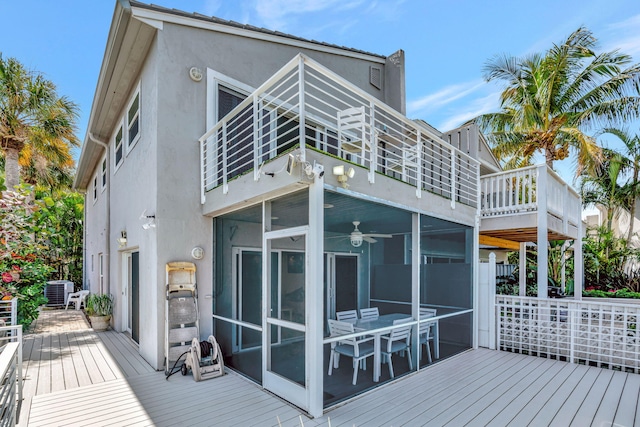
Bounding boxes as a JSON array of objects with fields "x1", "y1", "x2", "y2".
[
  {"x1": 117, "y1": 231, "x2": 127, "y2": 248},
  {"x1": 140, "y1": 210, "x2": 156, "y2": 230},
  {"x1": 332, "y1": 165, "x2": 355, "y2": 188}
]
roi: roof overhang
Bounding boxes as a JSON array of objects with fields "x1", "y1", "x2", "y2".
[{"x1": 74, "y1": 0, "x2": 158, "y2": 189}]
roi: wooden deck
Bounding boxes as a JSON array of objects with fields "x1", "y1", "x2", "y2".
[{"x1": 18, "y1": 310, "x2": 640, "y2": 426}]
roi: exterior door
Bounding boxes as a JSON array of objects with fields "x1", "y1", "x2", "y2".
[
  {"x1": 325, "y1": 253, "x2": 358, "y2": 321},
  {"x1": 263, "y1": 226, "x2": 309, "y2": 411},
  {"x1": 131, "y1": 252, "x2": 139, "y2": 343}
]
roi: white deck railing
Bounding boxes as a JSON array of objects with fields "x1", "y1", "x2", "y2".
[
  {"x1": 496, "y1": 296, "x2": 640, "y2": 373},
  {"x1": 480, "y1": 164, "x2": 581, "y2": 226},
  {"x1": 199, "y1": 54, "x2": 479, "y2": 208},
  {"x1": 0, "y1": 323, "x2": 23, "y2": 427}
]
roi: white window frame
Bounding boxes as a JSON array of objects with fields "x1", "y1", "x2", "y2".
[
  {"x1": 101, "y1": 157, "x2": 107, "y2": 192},
  {"x1": 126, "y1": 82, "x2": 141, "y2": 153},
  {"x1": 114, "y1": 120, "x2": 125, "y2": 172},
  {"x1": 206, "y1": 69, "x2": 254, "y2": 131},
  {"x1": 92, "y1": 175, "x2": 98, "y2": 204}
]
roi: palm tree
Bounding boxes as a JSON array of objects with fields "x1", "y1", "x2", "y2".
[
  {"x1": 477, "y1": 27, "x2": 640, "y2": 174},
  {"x1": 0, "y1": 55, "x2": 79, "y2": 191},
  {"x1": 580, "y1": 148, "x2": 632, "y2": 231},
  {"x1": 599, "y1": 127, "x2": 640, "y2": 244}
]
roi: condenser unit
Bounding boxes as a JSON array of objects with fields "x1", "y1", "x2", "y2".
[{"x1": 44, "y1": 281, "x2": 74, "y2": 307}]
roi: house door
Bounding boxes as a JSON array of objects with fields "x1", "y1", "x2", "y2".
[
  {"x1": 325, "y1": 253, "x2": 358, "y2": 321},
  {"x1": 124, "y1": 251, "x2": 140, "y2": 344},
  {"x1": 263, "y1": 226, "x2": 309, "y2": 412}
]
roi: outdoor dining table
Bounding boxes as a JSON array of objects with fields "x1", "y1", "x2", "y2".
[
  {"x1": 346, "y1": 313, "x2": 411, "y2": 382},
  {"x1": 345, "y1": 312, "x2": 440, "y2": 382}
]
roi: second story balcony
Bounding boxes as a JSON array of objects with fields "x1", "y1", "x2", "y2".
[
  {"x1": 198, "y1": 54, "x2": 479, "y2": 215},
  {"x1": 480, "y1": 164, "x2": 582, "y2": 244}
]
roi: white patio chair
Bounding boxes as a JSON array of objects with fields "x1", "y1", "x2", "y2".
[
  {"x1": 66, "y1": 290, "x2": 90, "y2": 310},
  {"x1": 420, "y1": 308, "x2": 437, "y2": 363},
  {"x1": 359, "y1": 307, "x2": 379, "y2": 320},
  {"x1": 380, "y1": 318, "x2": 413, "y2": 379},
  {"x1": 336, "y1": 310, "x2": 358, "y2": 321},
  {"x1": 327, "y1": 319, "x2": 375, "y2": 385}
]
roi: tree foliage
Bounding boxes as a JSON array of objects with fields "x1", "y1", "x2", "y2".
[
  {"x1": 477, "y1": 27, "x2": 640, "y2": 175},
  {"x1": 0, "y1": 54, "x2": 79, "y2": 190},
  {"x1": 0, "y1": 187, "x2": 84, "y2": 327}
]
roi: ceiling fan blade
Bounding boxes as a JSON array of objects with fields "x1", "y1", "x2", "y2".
[
  {"x1": 363, "y1": 236, "x2": 377, "y2": 243},
  {"x1": 363, "y1": 233, "x2": 392, "y2": 238}
]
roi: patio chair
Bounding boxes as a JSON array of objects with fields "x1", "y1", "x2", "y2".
[
  {"x1": 336, "y1": 310, "x2": 358, "y2": 321},
  {"x1": 419, "y1": 308, "x2": 437, "y2": 363},
  {"x1": 380, "y1": 318, "x2": 413, "y2": 379},
  {"x1": 359, "y1": 307, "x2": 379, "y2": 320},
  {"x1": 327, "y1": 319, "x2": 375, "y2": 385},
  {"x1": 66, "y1": 290, "x2": 90, "y2": 310}
]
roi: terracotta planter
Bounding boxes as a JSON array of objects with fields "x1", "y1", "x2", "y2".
[{"x1": 89, "y1": 315, "x2": 111, "y2": 331}]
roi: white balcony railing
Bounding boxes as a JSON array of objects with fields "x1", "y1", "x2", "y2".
[
  {"x1": 0, "y1": 319, "x2": 23, "y2": 427},
  {"x1": 496, "y1": 296, "x2": 640, "y2": 373},
  {"x1": 480, "y1": 164, "x2": 581, "y2": 226},
  {"x1": 199, "y1": 54, "x2": 479, "y2": 208}
]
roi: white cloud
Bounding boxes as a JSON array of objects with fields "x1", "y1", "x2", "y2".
[
  {"x1": 603, "y1": 14, "x2": 640, "y2": 58},
  {"x1": 407, "y1": 80, "x2": 484, "y2": 116},
  {"x1": 437, "y1": 91, "x2": 501, "y2": 132}
]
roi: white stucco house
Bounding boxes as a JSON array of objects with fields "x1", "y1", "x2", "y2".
[{"x1": 73, "y1": 0, "x2": 583, "y2": 417}]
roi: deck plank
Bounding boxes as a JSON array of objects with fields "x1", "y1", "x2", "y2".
[
  {"x1": 547, "y1": 367, "x2": 611, "y2": 426},
  {"x1": 17, "y1": 310, "x2": 640, "y2": 427},
  {"x1": 590, "y1": 371, "x2": 628, "y2": 427},
  {"x1": 483, "y1": 357, "x2": 570, "y2": 426},
  {"x1": 613, "y1": 372, "x2": 640, "y2": 427}
]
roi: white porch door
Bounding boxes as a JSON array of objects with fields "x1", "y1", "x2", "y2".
[{"x1": 263, "y1": 226, "x2": 309, "y2": 412}]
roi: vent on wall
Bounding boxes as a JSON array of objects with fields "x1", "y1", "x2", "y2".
[{"x1": 370, "y1": 66, "x2": 382, "y2": 90}]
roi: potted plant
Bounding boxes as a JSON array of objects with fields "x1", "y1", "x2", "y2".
[{"x1": 85, "y1": 293, "x2": 113, "y2": 331}]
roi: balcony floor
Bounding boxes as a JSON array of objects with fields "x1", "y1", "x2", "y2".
[{"x1": 18, "y1": 310, "x2": 640, "y2": 426}]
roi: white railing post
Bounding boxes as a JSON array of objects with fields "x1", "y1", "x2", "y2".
[
  {"x1": 489, "y1": 253, "x2": 497, "y2": 350},
  {"x1": 368, "y1": 101, "x2": 376, "y2": 184},
  {"x1": 415, "y1": 130, "x2": 422, "y2": 198},
  {"x1": 253, "y1": 95, "x2": 260, "y2": 181},
  {"x1": 199, "y1": 139, "x2": 206, "y2": 204},
  {"x1": 450, "y1": 148, "x2": 456, "y2": 209},
  {"x1": 11, "y1": 298, "x2": 17, "y2": 326},
  {"x1": 536, "y1": 165, "x2": 548, "y2": 299},
  {"x1": 298, "y1": 56, "x2": 306, "y2": 162},
  {"x1": 222, "y1": 122, "x2": 229, "y2": 194}
]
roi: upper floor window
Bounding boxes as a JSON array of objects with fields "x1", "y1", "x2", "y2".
[
  {"x1": 93, "y1": 175, "x2": 98, "y2": 203},
  {"x1": 114, "y1": 124, "x2": 124, "y2": 171},
  {"x1": 127, "y1": 88, "x2": 140, "y2": 150},
  {"x1": 101, "y1": 158, "x2": 107, "y2": 191}
]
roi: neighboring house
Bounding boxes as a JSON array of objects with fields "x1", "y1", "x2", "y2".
[{"x1": 74, "y1": 1, "x2": 583, "y2": 417}]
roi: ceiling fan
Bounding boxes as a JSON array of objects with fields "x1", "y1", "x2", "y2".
[{"x1": 346, "y1": 221, "x2": 392, "y2": 247}]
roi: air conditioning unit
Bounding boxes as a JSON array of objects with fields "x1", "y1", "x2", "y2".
[{"x1": 44, "y1": 281, "x2": 74, "y2": 307}]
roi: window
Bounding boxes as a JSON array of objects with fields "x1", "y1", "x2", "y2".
[
  {"x1": 101, "y1": 158, "x2": 107, "y2": 191},
  {"x1": 127, "y1": 89, "x2": 140, "y2": 150},
  {"x1": 114, "y1": 124, "x2": 124, "y2": 170},
  {"x1": 93, "y1": 176, "x2": 98, "y2": 202}
]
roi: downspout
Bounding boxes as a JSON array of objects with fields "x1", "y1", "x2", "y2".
[{"x1": 89, "y1": 133, "x2": 110, "y2": 295}]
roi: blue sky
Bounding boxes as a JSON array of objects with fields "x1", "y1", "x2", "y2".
[{"x1": 2, "y1": 0, "x2": 640, "y2": 185}]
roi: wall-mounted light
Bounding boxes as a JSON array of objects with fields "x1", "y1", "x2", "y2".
[
  {"x1": 117, "y1": 230, "x2": 127, "y2": 248},
  {"x1": 332, "y1": 165, "x2": 355, "y2": 188},
  {"x1": 189, "y1": 66, "x2": 203, "y2": 82},
  {"x1": 140, "y1": 210, "x2": 156, "y2": 230}
]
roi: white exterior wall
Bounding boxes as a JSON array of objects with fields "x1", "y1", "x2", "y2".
[
  {"x1": 83, "y1": 163, "x2": 109, "y2": 295},
  {"x1": 83, "y1": 14, "x2": 406, "y2": 371}
]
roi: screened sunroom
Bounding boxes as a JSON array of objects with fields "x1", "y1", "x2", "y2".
[{"x1": 211, "y1": 188, "x2": 474, "y2": 415}]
